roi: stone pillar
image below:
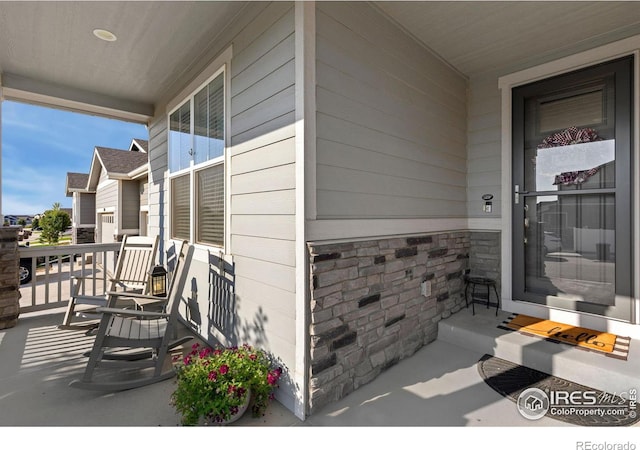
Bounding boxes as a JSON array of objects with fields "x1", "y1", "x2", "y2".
[{"x1": 0, "y1": 226, "x2": 21, "y2": 329}]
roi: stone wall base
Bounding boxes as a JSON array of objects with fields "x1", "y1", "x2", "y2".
[
  {"x1": 0, "y1": 227, "x2": 21, "y2": 329},
  {"x1": 307, "y1": 231, "x2": 470, "y2": 415},
  {"x1": 73, "y1": 227, "x2": 95, "y2": 245}
]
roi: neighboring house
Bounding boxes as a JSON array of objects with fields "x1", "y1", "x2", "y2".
[
  {"x1": 3, "y1": 215, "x2": 17, "y2": 226},
  {"x1": 1, "y1": 2, "x2": 640, "y2": 421},
  {"x1": 86, "y1": 139, "x2": 149, "y2": 243},
  {"x1": 65, "y1": 172, "x2": 96, "y2": 244}
]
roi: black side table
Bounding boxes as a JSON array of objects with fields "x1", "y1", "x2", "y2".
[{"x1": 464, "y1": 275, "x2": 500, "y2": 316}]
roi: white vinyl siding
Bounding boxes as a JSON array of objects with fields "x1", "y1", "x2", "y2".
[
  {"x1": 95, "y1": 175, "x2": 117, "y2": 231},
  {"x1": 96, "y1": 169, "x2": 117, "y2": 208},
  {"x1": 315, "y1": 2, "x2": 468, "y2": 219},
  {"x1": 140, "y1": 181, "x2": 148, "y2": 207},
  {"x1": 229, "y1": 2, "x2": 297, "y2": 368},
  {"x1": 147, "y1": 1, "x2": 298, "y2": 413},
  {"x1": 467, "y1": 74, "x2": 503, "y2": 218},
  {"x1": 147, "y1": 119, "x2": 167, "y2": 242}
]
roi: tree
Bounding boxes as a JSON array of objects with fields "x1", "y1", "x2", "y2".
[
  {"x1": 17, "y1": 218, "x2": 26, "y2": 227},
  {"x1": 31, "y1": 217, "x2": 39, "y2": 229},
  {"x1": 38, "y1": 203, "x2": 71, "y2": 244}
]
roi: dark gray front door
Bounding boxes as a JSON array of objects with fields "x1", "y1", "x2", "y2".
[{"x1": 512, "y1": 56, "x2": 633, "y2": 321}]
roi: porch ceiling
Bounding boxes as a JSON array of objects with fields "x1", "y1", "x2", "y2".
[
  {"x1": 0, "y1": 1, "x2": 639, "y2": 120},
  {"x1": 375, "y1": 1, "x2": 640, "y2": 78},
  {"x1": 0, "y1": 1, "x2": 249, "y2": 121}
]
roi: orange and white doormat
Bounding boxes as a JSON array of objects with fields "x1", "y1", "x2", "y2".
[{"x1": 499, "y1": 314, "x2": 631, "y2": 360}]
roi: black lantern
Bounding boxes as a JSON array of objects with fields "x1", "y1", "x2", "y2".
[{"x1": 150, "y1": 265, "x2": 167, "y2": 297}]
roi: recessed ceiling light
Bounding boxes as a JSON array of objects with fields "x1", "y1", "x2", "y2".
[{"x1": 93, "y1": 29, "x2": 117, "y2": 42}]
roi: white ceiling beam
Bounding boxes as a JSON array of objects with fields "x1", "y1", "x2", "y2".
[{"x1": 0, "y1": 73, "x2": 153, "y2": 124}]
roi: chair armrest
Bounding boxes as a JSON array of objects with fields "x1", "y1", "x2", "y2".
[
  {"x1": 73, "y1": 295, "x2": 107, "y2": 306},
  {"x1": 94, "y1": 307, "x2": 169, "y2": 319},
  {"x1": 106, "y1": 291, "x2": 168, "y2": 301}
]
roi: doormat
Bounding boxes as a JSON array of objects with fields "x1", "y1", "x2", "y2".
[
  {"x1": 478, "y1": 354, "x2": 640, "y2": 426},
  {"x1": 499, "y1": 314, "x2": 631, "y2": 360}
]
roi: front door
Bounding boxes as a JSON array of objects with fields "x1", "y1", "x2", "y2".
[{"x1": 512, "y1": 56, "x2": 633, "y2": 321}]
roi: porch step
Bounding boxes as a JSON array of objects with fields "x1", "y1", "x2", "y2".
[{"x1": 437, "y1": 307, "x2": 639, "y2": 395}]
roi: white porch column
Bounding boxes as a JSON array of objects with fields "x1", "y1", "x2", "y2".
[{"x1": 294, "y1": 0, "x2": 316, "y2": 420}]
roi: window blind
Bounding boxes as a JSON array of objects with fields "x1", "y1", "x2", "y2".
[
  {"x1": 196, "y1": 164, "x2": 224, "y2": 246},
  {"x1": 171, "y1": 174, "x2": 190, "y2": 241}
]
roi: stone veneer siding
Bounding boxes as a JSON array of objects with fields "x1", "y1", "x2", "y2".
[
  {"x1": 73, "y1": 226, "x2": 95, "y2": 245},
  {"x1": 0, "y1": 227, "x2": 21, "y2": 329},
  {"x1": 468, "y1": 231, "x2": 501, "y2": 301},
  {"x1": 307, "y1": 231, "x2": 470, "y2": 414}
]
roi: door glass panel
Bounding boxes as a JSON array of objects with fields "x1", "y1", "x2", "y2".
[
  {"x1": 523, "y1": 80, "x2": 615, "y2": 192},
  {"x1": 524, "y1": 194, "x2": 615, "y2": 306},
  {"x1": 538, "y1": 89, "x2": 604, "y2": 132}
]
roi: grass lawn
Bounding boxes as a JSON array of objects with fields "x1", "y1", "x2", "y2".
[{"x1": 27, "y1": 236, "x2": 72, "y2": 247}]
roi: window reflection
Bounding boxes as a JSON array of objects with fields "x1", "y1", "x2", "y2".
[
  {"x1": 524, "y1": 194, "x2": 615, "y2": 305},
  {"x1": 527, "y1": 140, "x2": 615, "y2": 192}
]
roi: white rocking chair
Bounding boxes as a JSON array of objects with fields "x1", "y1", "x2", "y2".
[
  {"x1": 69, "y1": 240, "x2": 193, "y2": 391},
  {"x1": 60, "y1": 235, "x2": 159, "y2": 330}
]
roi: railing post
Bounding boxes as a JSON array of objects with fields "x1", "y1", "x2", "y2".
[{"x1": 0, "y1": 226, "x2": 21, "y2": 329}]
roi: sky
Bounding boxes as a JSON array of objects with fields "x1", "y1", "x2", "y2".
[{"x1": 1, "y1": 100, "x2": 148, "y2": 216}]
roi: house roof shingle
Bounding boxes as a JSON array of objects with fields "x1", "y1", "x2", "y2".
[
  {"x1": 65, "y1": 172, "x2": 91, "y2": 196},
  {"x1": 95, "y1": 146, "x2": 149, "y2": 175},
  {"x1": 66, "y1": 172, "x2": 89, "y2": 190}
]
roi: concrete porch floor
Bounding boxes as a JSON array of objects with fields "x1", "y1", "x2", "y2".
[{"x1": 1, "y1": 305, "x2": 636, "y2": 448}]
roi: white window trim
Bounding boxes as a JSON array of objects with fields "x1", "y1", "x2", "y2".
[
  {"x1": 498, "y1": 36, "x2": 640, "y2": 334},
  {"x1": 167, "y1": 47, "x2": 232, "y2": 252}
]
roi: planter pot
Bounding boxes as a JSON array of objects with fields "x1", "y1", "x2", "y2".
[{"x1": 200, "y1": 388, "x2": 251, "y2": 426}]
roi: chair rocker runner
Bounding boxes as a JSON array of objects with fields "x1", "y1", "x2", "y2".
[
  {"x1": 69, "y1": 240, "x2": 193, "y2": 391},
  {"x1": 60, "y1": 235, "x2": 159, "y2": 330}
]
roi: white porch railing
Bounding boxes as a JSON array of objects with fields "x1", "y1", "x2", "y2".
[{"x1": 18, "y1": 242, "x2": 122, "y2": 313}]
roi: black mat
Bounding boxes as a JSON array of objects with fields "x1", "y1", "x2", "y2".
[{"x1": 478, "y1": 354, "x2": 639, "y2": 426}]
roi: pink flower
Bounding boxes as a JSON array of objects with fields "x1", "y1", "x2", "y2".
[
  {"x1": 208, "y1": 370, "x2": 218, "y2": 381},
  {"x1": 249, "y1": 354, "x2": 257, "y2": 361},
  {"x1": 219, "y1": 364, "x2": 229, "y2": 375},
  {"x1": 267, "y1": 372, "x2": 278, "y2": 386},
  {"x1": 183, "y1": 355, "x2": 191, "y2": 365}
]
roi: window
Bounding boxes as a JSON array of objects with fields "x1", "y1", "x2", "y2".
[{"x1": 168, "y1": 68, "x2": 226, "y2": 247}]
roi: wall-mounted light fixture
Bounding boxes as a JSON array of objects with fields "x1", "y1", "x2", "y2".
[{"x1": 482, "y1": 194, "x2": 494, "y2": 213}]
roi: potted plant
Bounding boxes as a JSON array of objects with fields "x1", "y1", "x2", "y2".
[{"x1": 171, "y1": 342, "x2": 283, "y2": 426}]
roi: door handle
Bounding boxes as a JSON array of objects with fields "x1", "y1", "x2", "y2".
[{"x1": 514, "y1": 185, "x2": 529, "y2": 204}]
